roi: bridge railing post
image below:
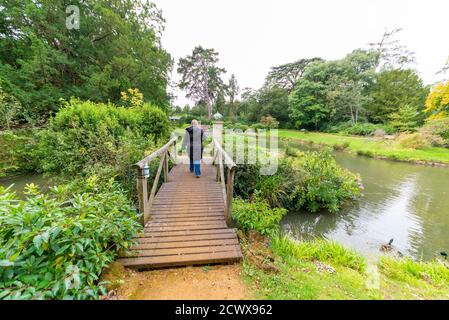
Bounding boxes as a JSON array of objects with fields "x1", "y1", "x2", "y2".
[
  {"x1": 225, "y1": 167, "x2": 235, "y2": 226},
  {"x1": 136, "y1": 165, "x2": 149, "y2": 226}
]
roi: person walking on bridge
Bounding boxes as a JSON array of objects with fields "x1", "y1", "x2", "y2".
[{"x1": 182, "y1": 119, "x2": 206, "y2": 178}]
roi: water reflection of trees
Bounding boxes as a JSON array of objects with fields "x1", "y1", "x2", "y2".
[{"x1": 281, "y1": 142, "x2": 449, "y2": 259}]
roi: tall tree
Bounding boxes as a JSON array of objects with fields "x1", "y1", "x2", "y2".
[
  {"x1": 0, "y1": 0, "x2": 172, "y2": 117},
  {"x1": 265, "y1": 58, "x2": 322, "y2": 93},
  {"x1": 177, "y1": 46, "x2": 226, "y2": 119},
  {"x1": 366, "y1": 69, "x2": 428, "y2": 123},
  {"x1": 226, "y1": 74, "x2": 239, "y2": 119},
  {"x1": 289, "y1": 50, "x2": 377, "y2": 128},
  {"x1": 425, "y1": 81, "x2": 449, "y2": 119}
]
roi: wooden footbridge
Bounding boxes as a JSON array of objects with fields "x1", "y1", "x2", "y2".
[{"x1": 118, "y1": 135, "x2": 243, "y2": 269}]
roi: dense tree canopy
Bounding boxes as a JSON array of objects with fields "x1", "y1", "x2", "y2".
[
  {"x1": 289, "y1": 50, "x2": 378, "y2": 129},
  {"x1": 265, "y1": 58, "x2": 322, "y2": 93},
  {"x1": 0, "y1": 0, "x2": 172, "y2": 118},
  {"x1": 366, "y1": 69, "x2": 428, "y2": 123},
  {"x1": 425, "y1": 81, "x2": 449, "y2": 119}
]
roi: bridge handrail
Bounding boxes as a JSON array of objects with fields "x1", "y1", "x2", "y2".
[
  {"x1": 135, "y1": 136, "x2": 178, "y2": 226},
  {"x1": 212, "y1": 138, "x2": 236, "y2": 225}
]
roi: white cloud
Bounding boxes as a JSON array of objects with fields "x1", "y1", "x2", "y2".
[{"x1": 153, "y1": 0, "x2": 449, "y2": 106}]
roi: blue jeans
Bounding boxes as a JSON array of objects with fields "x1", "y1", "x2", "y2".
[{"x1": 190, "y1": 160, "x2": 201, "y2": 176}]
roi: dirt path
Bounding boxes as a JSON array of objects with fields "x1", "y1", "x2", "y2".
[{"x1": 110, "y1": 263, "x2": 250, "y2": 300}]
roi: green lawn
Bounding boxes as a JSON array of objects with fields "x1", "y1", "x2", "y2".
[
  {"x1": 244, "y1": 237, "x2": 449, "y2": 300},
  {"x1": 278, "y1": 130, "x2": 449, "y2": 165}
]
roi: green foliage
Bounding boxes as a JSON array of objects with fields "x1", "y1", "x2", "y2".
[
  {"x1": 288, "y1": 152, "x2": 363, "y2": 213},
  {"x1": 289, "y1": 50, "x2": 378, "y2": 129},
  {"x1": 419, "y1": 117, "x2": 449, "y2": 147},
  {"x1": 233, "y1": 163, "x2": 260, "y2": 199},
  {"x1": 232, "y1": 194, "x2": 287, "y2": 236},
  {"x1": 289, "y1": 80, "x2": 330, "y2": 130},
  {"x1": 367, "y1": 69, "x2": 428, "y2": 123},
  {"x1": 35, "y1": 99, "x2": 170, "y2": 185},
  {"x1": 234, "y1": 154, "x2": 362, "y2": 214},
  {"x1": 397, "y1": 133, "x2": 430, "y2": 149},
  {"x1": 265, "y1": 58, "x2": 323, "y2": 93},
  {"x1": 259, "y1": 115, "x2": 279, "y2": 129},
  {"x1": 327, "y1": 122, "x2": 396, "y2": 136},
  {"x1": 0, "y1": 85, "x2": 22, "y2": 129},
  {"x1": 0, "y1": 178, "x2": 141, "y2": 300},
  {"x1": 379, "y1": 257, "x2": 449, "y2": 286},
  {"x1": 272, "y1": 236, "x2": 366, "y2": 271},
  {"x1": 0, "y1": 129, "x2": 39, "y2": 177},
  {"x1": 389, "y1": 104, "x2": 421, "y2": 132},
  {"x1": 0, "y1": 0, "x2": 171, "y2": 117}
]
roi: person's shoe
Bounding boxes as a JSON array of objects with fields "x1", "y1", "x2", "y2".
[{"x1": 196, "y1": 175, "x2": 200, "y2": 178}]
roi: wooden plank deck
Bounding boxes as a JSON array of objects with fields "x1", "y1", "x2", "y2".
[{"x1": 118, "y1": 162, "x2": 243, "y2": 269}]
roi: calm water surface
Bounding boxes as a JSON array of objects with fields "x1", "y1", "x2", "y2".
[
  {"x1": 0, "y1": 174, "x2": 53, "y2": 197},
  {"x1": 281, "y1": 141, "x2": 449, "y2": 261}
]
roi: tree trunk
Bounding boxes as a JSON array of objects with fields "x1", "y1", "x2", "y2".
[{"x1": 207, "y1": 98, "x2": 212, "y2": 119}]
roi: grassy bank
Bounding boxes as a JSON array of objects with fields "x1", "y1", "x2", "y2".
[
  {"x1": 278, "y1": 130, "x2": 449, "y2": 165},
  {"x1": 243, "y1": 236, "x2": 449, "y2": 300}
]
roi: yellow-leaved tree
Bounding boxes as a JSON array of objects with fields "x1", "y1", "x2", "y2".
[
  {"x1": 425, "y1": 81, "x2": 449, "y2": 119},
  {"x1": 120, "y1": 88, "x2": 144, "y2": 108}
]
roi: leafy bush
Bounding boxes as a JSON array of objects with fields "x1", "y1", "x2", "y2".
[
  {"x1": 389, "y1": 104, "x2": 421, "y2": 132},
  {"x1": 233, "y1": 163, "x2": 261, "y2": 199},
  {"x1": 327, "y1": 122, "x2": 396, "y2": 136},
  {"x1": 0, "y1": 177, "x2": 140, "y2": 300},
  {"x1": 232, "y1": 194, "x2": 287, "y2": 236},
  {"x1": 260, "y1": 115, "x2": 279, "y2": 129},
  {"x1": 0, "y1": 85, "x2": 22, "y2": 130},
  {"x1": 235, "y1": 154, "x2": 362, "y2": 214},
  {"x1": 0, "y1": 129, "x2": 39, "y2": 177},
  {"x1": 397, "y1": 133, "x2": 430, "y2": 149},
  {"x1": 288, "y1": 151, "x2": 363, "y2": 213},
  {"x1": 419, "y1": 118, "x2": 449, "y2": 147},
  {"x1": 35, "y1": 99, "x2": 170, "y2": 182}
]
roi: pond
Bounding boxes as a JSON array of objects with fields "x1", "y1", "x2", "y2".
[
  {"x1": 0, "y1": 173, "x2": 53, "y2": 198},
  {"x1": 280, "y1": 140, "x2": 449, "y2": 261}
]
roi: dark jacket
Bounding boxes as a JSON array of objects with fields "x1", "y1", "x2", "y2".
[{"x1": 182, "y1": 126, "x2": 206, "y2": 161}]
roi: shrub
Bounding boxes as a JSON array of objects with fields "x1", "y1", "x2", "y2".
[
  {"x1": 397, "y1": 133, "x2": 430, "y2": 149},
  {"x1": 389, "y1": 104, "x2": 421, "y2": 132},
  {"x1": 288, "y1": 151, "x2": 363, "y2": 213},
  {"x1": 332, "y1": 141, "x2": 350, "y2": 150},
  {"x1": 235, "y1": 154, "x2": 362, "y2": 214},
  {"x1": 327, "y1": 122, "x2": 396, "y2": 136},
  {"x1": 0, "y1": 129, "x2": 39, "y2": 177},
  {"x1": 251, "y1": 123, "x2": 265, "y2": 131},
  {"x1": 419, "y1": 117, "x2": 449, "y2": 147},
  {"x1": 233, "y1": 163, "x2": 261, "y2": 199},
  {"x1": 232, "y1": 194, "x2": 287, "y2": 236},
  {"x1": 35, "y1": 99, "x2": 170, "y2": 182},
  {"x1": 0, "y1": 86, "x2": 22, "y2": 130},
  {"x1": 260, "y1": 115, "x2": 279, "y2": 129},
  {"x1": 0, "y1": 177, "x2": 141, "y2": 300}
]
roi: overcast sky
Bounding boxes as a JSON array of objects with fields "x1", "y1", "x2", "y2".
[{"x1": 153, "y1": 0, "x2": 449, "y2": 107}]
